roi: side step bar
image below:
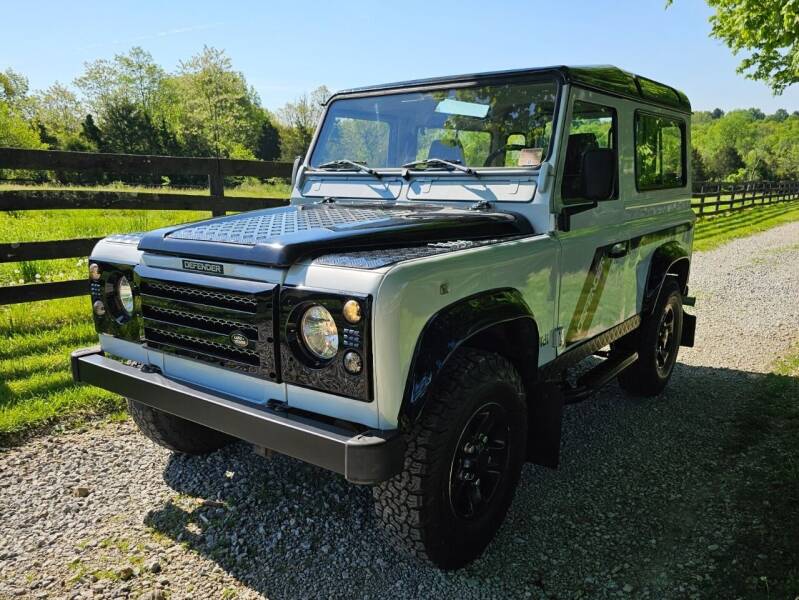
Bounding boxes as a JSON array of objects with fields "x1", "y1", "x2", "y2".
[{"x1": 563, "y1": 352, "x2": 638, "y2": 404}]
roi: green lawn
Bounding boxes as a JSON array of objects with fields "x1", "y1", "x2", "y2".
[
  {"x1": 0, "y1": 181, "x2": 289, "y2": 287},
  {"x1": 0, "y1": 296, "x2": 123, "y2": 444},
  {"x1": 1, "y1": 194, "x2": 798, "y2": 444},
  {"x1": 693, "y1": 201, "x2": 799, "y2": 251}
]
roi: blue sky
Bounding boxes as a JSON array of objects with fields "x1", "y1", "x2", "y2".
[{"x1": 3, "y1": 0, "x2": 798, "y2": 113}]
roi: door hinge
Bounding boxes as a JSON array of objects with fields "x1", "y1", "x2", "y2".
[{"x1": 552, "y1": 327, "x2": 565, "y2": 349}]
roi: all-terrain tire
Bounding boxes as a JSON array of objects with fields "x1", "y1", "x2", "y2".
[
  {"x1": 127, "y1": 398, "x2": 233, "y2": 455},
  {"x1": 373, "y1": 348, "x2": 527, "y2": 570},
  {"x1": 616, "y1": 277, "x2": 684, "y2": 397}
]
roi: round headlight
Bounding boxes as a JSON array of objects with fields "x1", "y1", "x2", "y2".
[
  {"x1": 300, "y1": 305, "x2": 339, "y2": 360},
  {"x1": 116, "y1": 276, "x2": 134, "y2": 315}
]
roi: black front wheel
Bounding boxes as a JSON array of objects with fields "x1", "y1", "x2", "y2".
[
  {"x1": 616, "y1": 277, "x2": 684, "y2": 396},
  {"x1": 373, "y1": 348, "x2": 527, "y2": 570}
]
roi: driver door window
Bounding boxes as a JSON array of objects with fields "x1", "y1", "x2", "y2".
[{"x1": 561, "y1": 101, "x2": 617, "y2": 201}]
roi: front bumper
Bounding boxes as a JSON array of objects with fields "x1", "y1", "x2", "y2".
[{"x1": 71, "y1": 347, "x2": 405, "y2": 484}]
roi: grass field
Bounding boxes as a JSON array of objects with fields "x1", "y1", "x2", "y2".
[
  {"x1": 1, "y1": 196, "x2": 798, "y2": 444},
  {"x1": 693, "y1": 201, "x2": 799, "y2": 251},
  {"x1": 0, "y1": 181, "x2": 289, "y2": 287}
]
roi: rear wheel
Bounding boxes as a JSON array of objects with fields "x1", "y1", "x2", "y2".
[
  {"x1": 616, "y1": 277, "x2": 683, "y2": 396},
  {"x1": 373, "y1": 348, "x2": 527, "y2": 570},
  {"x1": 128, "y1": 399, "x2": 233, "y2": 455}
]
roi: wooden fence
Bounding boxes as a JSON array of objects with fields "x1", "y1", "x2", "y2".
[
  {"x1": 2, "y1": 147, "x2": 799, "y2": 305},
  {"x1": 0, "y1": 147, "x2": 292, "y2": 305},
  {"x1": 692, "y1": 180, "x2": 799, "y2": 216}
]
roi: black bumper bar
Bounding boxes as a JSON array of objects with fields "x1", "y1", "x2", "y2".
[{"x1": 71, "y1": 348, "x2": 405, "y2": 484}]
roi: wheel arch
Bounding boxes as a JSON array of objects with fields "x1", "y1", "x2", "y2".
[
  {"x1": 398, "y1": 287, "x2": 563, "y2": 468},
  {"x1": 643, "y1": 241, "x2": 691, "y2": 314}
]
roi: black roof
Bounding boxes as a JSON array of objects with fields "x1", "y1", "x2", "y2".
[{"x1": 334, "y1": 65, "x2": 691, "y2": 113}]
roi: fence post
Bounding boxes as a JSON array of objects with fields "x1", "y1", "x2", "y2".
[
  {"x1": 697, "y1": 183, "x2": 705, "y2": 216},
  {"x1": 209, "y1": 159, "x2": 225, "y2": 217}
]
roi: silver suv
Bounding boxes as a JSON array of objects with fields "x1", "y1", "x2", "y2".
[{"x1": 72, "y1": 65, "x2": 696, "y2": 569}]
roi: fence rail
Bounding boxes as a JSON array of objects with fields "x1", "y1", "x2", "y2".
[
  {"x1": 2, "y1": 147, "x2": 799, "y2": 305},
  {"x1": 0, "y1": 147, "x2": 293, "y2": 305},
  {"x1": 691, "y1": 180, "x2": 799, "y2": 215}
]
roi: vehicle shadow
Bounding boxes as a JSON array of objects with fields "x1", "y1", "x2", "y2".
[{"x1": 144, "y1": 361, "x2": 797, "y2": 599}]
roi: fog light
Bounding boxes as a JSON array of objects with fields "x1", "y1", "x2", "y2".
[
  {"x1": 89, "y1": 263, "x2": 101, "y2": 281},
  {"x1": 93, "y1": 300, "x2": 106, "y2": 316},
  {"x1": 342, "y1": 299, "x2": 362, "y2": 324},
  {"x1": 343, "y1": 350, "x2": 363, "y2": 374}
]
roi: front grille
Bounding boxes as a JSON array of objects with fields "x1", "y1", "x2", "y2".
[{"x1": 136, "y1": 267, "x2": 277, "y2": 380}]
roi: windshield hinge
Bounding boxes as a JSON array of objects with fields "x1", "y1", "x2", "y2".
[
  {"x1": 470, "y1": 199, "x2": 492, "y2": 211},
  {"x1": 319, "y1": 197, "x2": 336, "y2": 204}
]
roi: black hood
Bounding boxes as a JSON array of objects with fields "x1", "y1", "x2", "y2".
[{"x1": 138, "y1": 203, "x2": 533, "y2": 267}]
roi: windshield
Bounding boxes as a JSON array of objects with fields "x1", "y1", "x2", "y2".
[{"x1": 309, "y1": 79, "x2": 559, "y2": 170}]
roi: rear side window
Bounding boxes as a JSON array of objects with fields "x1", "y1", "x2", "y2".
[{"x1": 635, "y1": 112, "x2": 685, "y2": 190}]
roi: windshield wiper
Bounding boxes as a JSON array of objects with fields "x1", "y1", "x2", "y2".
[
  {"x1": 401, "y1": 158, "x2": 477, "y2": 176},
  {"x1": 314, "y1": 159, "x2": 382, "y2": 178}
]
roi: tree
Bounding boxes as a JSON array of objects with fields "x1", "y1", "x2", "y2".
[
  {"x1": 75, "y1": 47, "x2": 166, "y2": 118},
  {"x1": 670, "y1": 1, "x2": 799, "y2": 94},
  {"x1": 0, "y1": 68, "x2": 30, "y2": 106},
  {"x1": 276, "y1": 85, "x2": 330, "y2": 160},
  {"x1": 254, "y1": 117, "x2": 282, "y2": 160},
  {"x1": 0, "y1": 69, "x2": 43, "y2": 151},
  {"x1": 711, "y1": 108, "x2": 725, "y2": 119},
  {"x1": 691, "y1": 147, "x2": 709, "y2": 183},
  {"x1": 0, "y1": 102, "x2": 44, "y2": 149},
  {"x1": 173, "y1": 46, "x2": 263, "y2": 157},
  {"x1": 81, "y1": 114, "x2": 103, "y2": 149},
  {"x1": 769, "y1": 108, "x2": 789, "y2": 122},
  {"x1": 31, "y1": 83, "x2": 84, "y2": 148},
  {"x1": 707, "y1": 145, "x2": 745, "y2": 180}
]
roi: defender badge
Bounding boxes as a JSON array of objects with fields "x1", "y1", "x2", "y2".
[
  {"x1": 229, "y1": 331, "x2": 249, "y2": 349},
  {"x1": 182, "y1": 259, "x2": 223, "y2": 275}
]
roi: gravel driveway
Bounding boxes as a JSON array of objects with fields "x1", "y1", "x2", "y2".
[{"x1": 2, "y1": 222, "x2": 798, "y2": 600}]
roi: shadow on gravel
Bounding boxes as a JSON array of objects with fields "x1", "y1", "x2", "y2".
[{"x1": 144, "y1": 362, "x2": 798, "y2": 600}]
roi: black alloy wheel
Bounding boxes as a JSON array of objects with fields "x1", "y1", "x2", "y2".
[{"x1": 449, "y1": 402, "x2": 511, "y2": 520}]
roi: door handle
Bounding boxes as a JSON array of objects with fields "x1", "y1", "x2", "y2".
[{"x1": 608, "y1": 242, "x2": 627, "y2": 258}]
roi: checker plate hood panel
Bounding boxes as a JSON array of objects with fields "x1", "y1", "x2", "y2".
[{"x1": 138, "y1": 204, "x2": 533, "y2": 267}]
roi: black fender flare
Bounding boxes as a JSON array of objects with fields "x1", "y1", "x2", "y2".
[
  {"x1": 398, "y1": 288, "x2": 537, "y2": 430},
  {"x1": 642, "y1": 241, "x2": 691, "y2": 315}
]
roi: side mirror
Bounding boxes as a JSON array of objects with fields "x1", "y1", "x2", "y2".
[
  {"x1": 581, "y1": 148, "x2": 615, "y2": 201},
  {"x1": 291, "y1": 155, "x2": 302, "y2": 189}
]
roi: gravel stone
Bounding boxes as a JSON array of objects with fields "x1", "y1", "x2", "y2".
[{"x1": 0, "y1": 222, "x2": 797, "y2": 599}]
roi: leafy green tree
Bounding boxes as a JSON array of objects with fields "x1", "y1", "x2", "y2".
[
  {"x1": 254, "y1": 116, "x2": 282, "y2": 161},
  {"x1": 172, "y1": 46, "x2": 262, "y2": 157},
  {"x1": 0, "y1": 69, "x2": 43, "y2": 151},
  {"x1": 769, "y1": 108, "x2": 789, "y2": 122},
  {"x1": 711, "y1": 108, "x2": 725, "y2": 119},
  {"x1": 276, "y1": 85, "x2": 330, "y2": 160},
  {"x1": 691, "y1": 147, "x2": 709, "y2": 183},
  {"x1": 30, "y1": 83, "x2": 85, "y2": 149},
  {"x1": 75, "y1": 47, "x2": 166, "y2": 118},
  {"x1": 707, "y1": 145, "x2": 745, "y2": 180},
  {"x1": 0, "y1": 102, "x2": 44, "y2": 149},
  {"x1": 81, "y1": 114, "x2": 103, "y2": 149},
  {"x1": 95, "y1": 99, "x2": 178, "y2": 156},
  {"x1": 670, "y1": 0, "x2": 799, "y2": 94}
]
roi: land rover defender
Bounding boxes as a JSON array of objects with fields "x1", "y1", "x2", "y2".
[{"x1": 71, "y1": 65, "x2": 696, "y2": 569}]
